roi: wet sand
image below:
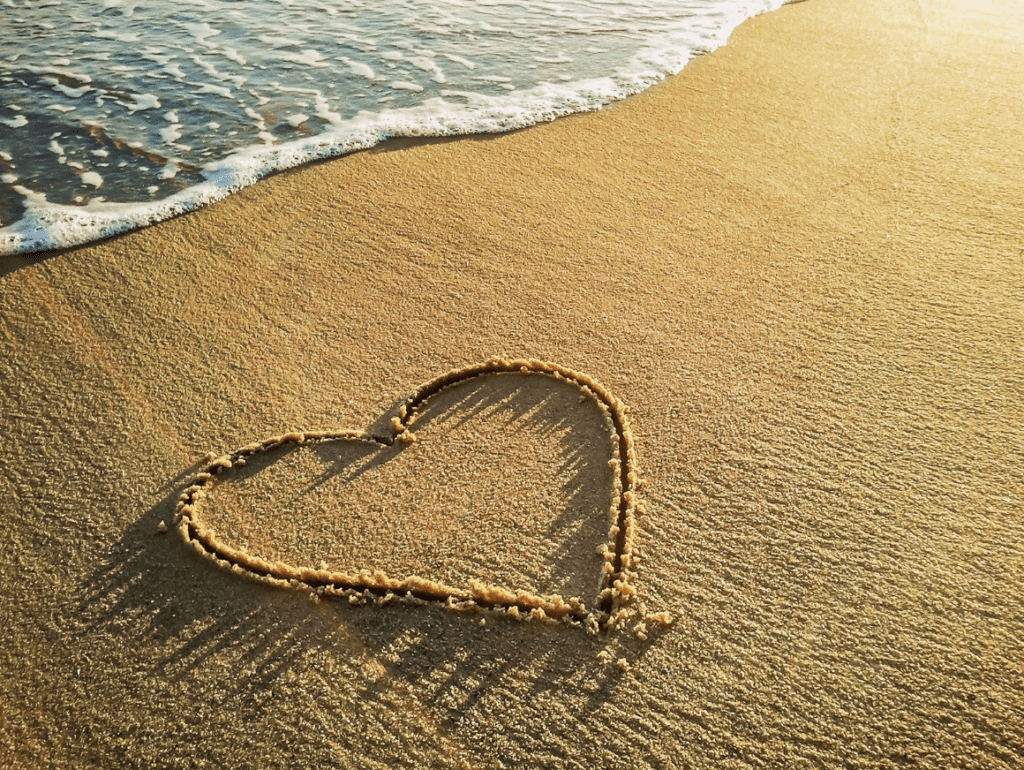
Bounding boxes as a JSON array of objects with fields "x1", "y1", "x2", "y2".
[{"x1": 1, "y1": 0, "x2": 1022, "y2": 766}]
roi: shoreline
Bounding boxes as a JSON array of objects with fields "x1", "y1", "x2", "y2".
[
  {"x1": 0, "y1": 1, "x2": 786, "y2": 260},
  {"x1": 2, "y1": 0, "x2": 1023, "y2": 767}
]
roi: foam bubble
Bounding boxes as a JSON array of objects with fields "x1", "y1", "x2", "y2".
[
  {"x1": 159, "y1": 123, "x2": 182, "y2": 145},
  {"x1": 125, "y1": 93, "x2": 161, "y2": 113},
  {"x1": 442, "y1": 53, "x2": 476, "y2": 70},
  {"x1": 50, "y1": 82, "x2": 92, "y2": 98},
  {"x1": 276, "y1": 49, "x2": 329, "y2": 68},
  {"x1": 341, "y1": 59, "x2": 376, "y2": 80},
  {"x1": 164, "y1": 63, "x2": 187, "y2": 79},
  {"x1": 80, "y1": 171, "x2": 103, "y2": 188}
]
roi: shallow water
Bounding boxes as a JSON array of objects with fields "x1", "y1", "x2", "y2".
[{"x1": 0, "y1": 0, "x2": 782, "y2": 254}]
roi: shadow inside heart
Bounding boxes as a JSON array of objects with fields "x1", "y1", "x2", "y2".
[{"x1": 195, "y1": 372, "x2": 617, "y2": 606}]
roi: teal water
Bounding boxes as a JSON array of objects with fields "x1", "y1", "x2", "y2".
[{"x1": 0, "y1": 0, "x2": 783, "y2": 254}]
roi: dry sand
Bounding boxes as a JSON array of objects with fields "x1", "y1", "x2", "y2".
[{"x1": 2, "y1": 0, "x2": 1022, "y2": 766}]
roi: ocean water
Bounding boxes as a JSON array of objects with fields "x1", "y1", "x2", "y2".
[{"x1": 0, "y1": 0, "x2": 783, "y2": 255}]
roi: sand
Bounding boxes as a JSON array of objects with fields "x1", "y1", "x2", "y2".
[{"x1": 1, "y1": 0, "x2": 1022, "y2": 766}]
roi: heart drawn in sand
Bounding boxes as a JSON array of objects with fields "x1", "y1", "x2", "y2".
[{"x1": 175, "y1": 358, "x2": 661, "y2": 632}]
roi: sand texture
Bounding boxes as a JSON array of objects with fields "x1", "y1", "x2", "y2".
[{"x1": 1, "y1": 0, "x2": 1023, "y2": 767}]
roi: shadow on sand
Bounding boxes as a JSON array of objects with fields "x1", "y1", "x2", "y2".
[{"x1": 78, "y1": 372, "x2": 657, "y2": 761}]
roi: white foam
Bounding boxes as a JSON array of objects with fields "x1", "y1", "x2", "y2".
[
  {"x1": 0, "y1": 0, "x2": 786, "y2": 255},
  {"x1": 221, "y1": 47, "x2": 247, "y2": 66},
  {"x1": 125, "y1": 93, "x2": 161, "y2": 112},
  {"x1": 93, "y1": 28, "x2": 142, "y2": 43},
  {"x1": 442, "y1": 53, "x2": 476, "y2": 70},
  {"x1": 408, "y1": 56, "x2": 446, "y2": 84},
  {"x1": 164, "y1": 63, "x2": 187, "y2": 79},
  {"x1": 534, "y1": 54, "x2": 573, "y2": 64},
  {"x1": 81, "y1": 171, "x2": 104, "y2": 188},
  {"x1": 159, "y1": 161, "x2": 179, "y2": 180},
  {"x1": 184, "y1": 22, "x2": 222, "y2": 47},
  {"x1": 260, "y1": 35, "x2": 305, "y2": 48},
  {"x1": 193, "y1": 56, "x2": 247, "y2": 88},
  {"x1": 341, "y1": 58, "x2": 377, "y2": 80},
  {"x1": 276, "y1": 49, "x2": 330, "y2": 68},
  {"x1": 141, "y1": 49, "x2": 174, "y2": 67},
  {"x1": 275, "y1": 85, "x2": 345, "y2": 127},
  {"x1": 0, "y1": 115, "x2": 28, "y2": 129},
  {"x1": 50, "y1": 81, "x2": 92, "y2": 98},
  {"x1": 187, "y1": 81, "x2": 234, "y2": 99},
  {"x1": 160, "y1": 122, "x2": 183, "y2": 144}
]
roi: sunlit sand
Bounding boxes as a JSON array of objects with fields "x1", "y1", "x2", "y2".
[{"x1": 1, "y1": 0, "x2": 1021, "y2": 766}]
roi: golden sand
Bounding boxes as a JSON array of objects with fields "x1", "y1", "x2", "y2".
[{"x1": 1, "y1": 0, "x2": 1023, "y2": 766}]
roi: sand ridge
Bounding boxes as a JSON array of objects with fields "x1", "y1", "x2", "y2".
[{"x1": 176, "y1": 357, "x2": 666, "y2": 631}]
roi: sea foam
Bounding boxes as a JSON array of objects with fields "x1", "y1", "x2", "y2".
[{"x1": 0, "y1": 0, "x2": 784, "y2": 255}]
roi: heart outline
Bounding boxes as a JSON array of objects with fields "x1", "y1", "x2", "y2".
[{"x1": 175, "y1": 358, "x2": 643, "y2": 630}]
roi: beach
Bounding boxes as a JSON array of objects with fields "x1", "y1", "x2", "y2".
[{"x1": 1, "y1": 0, "x2": 1022, "y2": 765}]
